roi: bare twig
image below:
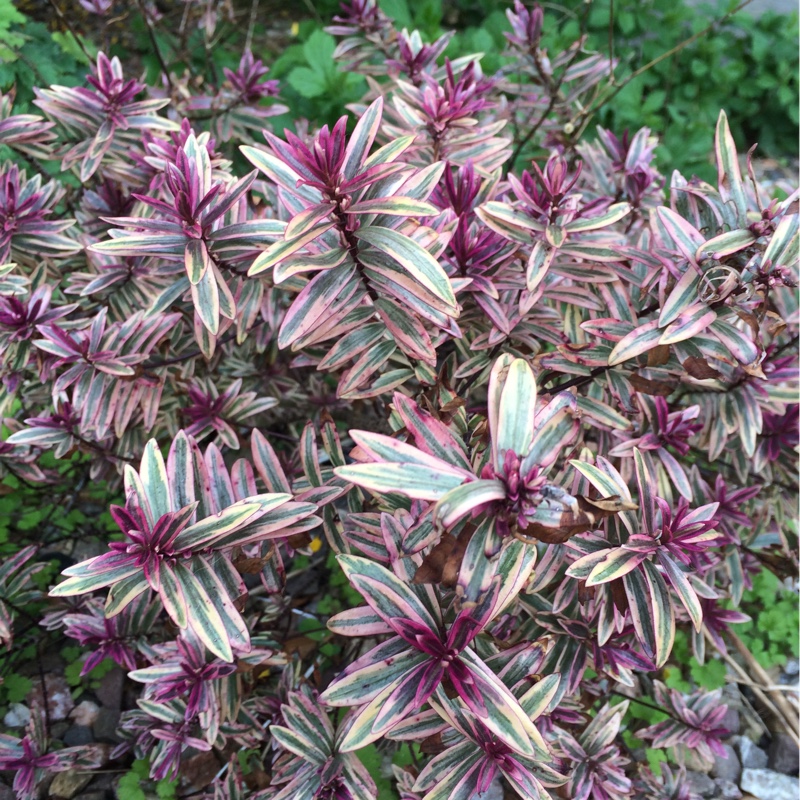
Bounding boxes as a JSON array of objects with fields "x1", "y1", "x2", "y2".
[
  {"x1": 245, "y1": 0, "x2": 259, "y2": 53},
  {"x1": 46, "y1": 0, "x2": 94, "y2": 63},
  {"x1": 709, "y1": 629, "x2": 800, "y2": 742},
  {"x1": 144, "y1": 319, "x2": 270, "y2": 369},
  {"x1": 574, "y1": 0, "x2": 756, "y2": 139},
  {"x1": 727, "y1": 676, "x2": 800, "y2": 695},
  {"x1": 507, "y1": 0, "x2": 594, "y2": 173},
  {"x1": 607, "y1": 0, "x2": 615, "y2": 84},
  {"x1": 136, "y1": 0, "x2": 174, "y2": 91},
  {"x1": 726, "y1": 630, "x2": 800, "y2": 739}
]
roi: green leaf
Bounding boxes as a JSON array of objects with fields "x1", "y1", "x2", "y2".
[
  {"x1": 657, "y1": 207, "x2": 705, "y2": 264},
  {"x1": 715, "y1": 110, "x2": 747, "y2": 225},
  {"x1": 140, "y1": 440, "x2": 171, "y2": 521},
  {"x1": 356, "y1": 744, "x2": 396, "y2": 800},
  {"x1": 185, "y1": 238, "x2": 209, "y2": 285},
  {"x1": 342, "y1": 96, "x2": 383, "y2": 181},
  {"x1": 336, "y1": 462, "x2": 465, "y2": 501},
  {"x1": 190, "y1": 262, "x2": 220, "y2": 335},
  {"x1": 659, "y1": 269, "x2": 701, "y2": 327},
  {"x1": 659, "y1": 303, "x2": 716, "y2": 345},
  {"x1": 608, "y1": 319, "x2": 662, "y2": 365},
  {"x1": 642, "y1": 560, "x2": 676, "y2": 668},
  {"x1": 171, "y1": 495, "x2": 287, "y2": 552},
  {"x1": 435, "y1": 479, "x2": 506, "y2": 528},
  {"x1": 337, "y1": 555, "x2": 441, "y2": 632},
  {"x1": 173, "y1": 562, "x2": 232, "y2": 661},
  {"x1": 2, "y1": 673, "x2": 31, "y2": 703},
  {"x1": 287, "y1": 66, "x2": 328, "y2": 98},
  {"x1": 495, "y1": 357, "x2": 537, "y2": 463},
  {"x1": 302, "y1": 29, "x2": 336, "y2": 75},
  {"x1": 565, "y1": 202, "x2": 631, "y2": 233},
  {"x1": 355, "y1": 226, "x2": 456, "y2": 310},
  {"x1": 526, "y1": 240, "x2": 555, "y2": 293},
  {"x1": 348, "y1": 197, "x2": 437, "y2": 217}
]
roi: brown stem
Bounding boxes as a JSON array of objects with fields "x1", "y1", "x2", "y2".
[
  {"x1": 506, "y1": 0, "x2": 594, "y2": 174},
  {"x1": 144, "y1": 318, "x2": 269, "y2": 368},
  {"x1": 711, "y1": 629, "x2": 800, "y2": 742},
  {"x1": 726, "y1": 630, "x2": 800, "y2": 739},
  {"x1": 46, "y1": 0, "x2": 94, "y2": 63},
  {"x1": 136, "y1": 0, "x2": 174, "y2": 92},
  {"x1": 574, "y1": 0, "x2": 756, "y2": 139}
]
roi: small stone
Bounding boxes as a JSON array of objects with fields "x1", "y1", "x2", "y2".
[
  {"x1": 27, "y1": 675, "x2": 73, "y2": 721},
  {"x1": 95, "y1": 668, "x2": 124, "y2": 709},
  {"x1": 735, "y1": 736, "x2": 769, "y2": 769},
  {"x1": 685, "y1": 770, "x2": 716, "y2": 798},
  {"x1": 3, "y1": 702, "x2": 30, "y2": 728},
  {"x1": 685, "y1": 747, "x2": 713, "y2": 773},
  {"x1": 711, "y1": 744, "x2": 741, "y2": 782},
  {"x1": 69, "y1": 700, "x2": 100, "y2": 727},
  {"x1": 62, "y1": 726, "x2": 93, "y2": 747},
  {"x1": 48, "y1": 770, "x2": 92, "y2": 799},
  {"x1": 768, "y1": 732, "x2": 800, "y2": 775},
  {"x1": 721, "y1": 706, "x2": 741, "y2": 736},
  {"x1": 183, "y1": 750, "x2": 222, "y2": 790},
  {"x1": 740, "y1": 768, "x2": 800, "y2": 800},
  {"x1": 784, "y1": 658, "x2": 799, "y2": 677},
  {"x1": 714, "y1": 779, "x2": 743, "y2": 800},
  {"x1": 474, "y1": 776, "x2": 503, "y2": 800},
  {"x1": 92, "y1": 707, "x2": 121, "y2": 743},
  {"x1": 49, "y1": 721, "x2": 69, "y2": 739}
]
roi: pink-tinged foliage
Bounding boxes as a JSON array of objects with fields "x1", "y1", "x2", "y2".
[
  {"x1": 0, "y1": 713, "x2": 105, "y2": 800},
  {"x1": 638, "y1": 683, "x2": 731, "y2": 768},
  {"x1": 554, "y1": 702, "x2": 633, "y2": 800},
  {"x1": 255, "y1": 689, "x2": 377, "y2": 800},
  {"x1": 0, "y1": 165, "x2": 77, "y2": 263},
  {"x1": 0, "y1": 2, "x2": 795, "y2": 798},
  {"x1": 50, "y1": 434, "x2": 319, "y2": 661},
  {"x1": 0, "y1": 546, "x2": 44, "y2": 649},
  {"x1": 34, "y1": 53, "x2": 176, "y2": 181},
  {"x1": 62, "y1": 593, "x2": 157, "y2": 675}
]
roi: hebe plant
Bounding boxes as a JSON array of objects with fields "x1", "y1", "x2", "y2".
[{"x1": 0, "y1": 0, "x2": 797, "y2": 798}]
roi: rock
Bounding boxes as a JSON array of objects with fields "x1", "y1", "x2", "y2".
[
  {"x1": 183, "y1": 750, "x2": 222, "y2": 790},
  {"x1": 78, "y1": 794, "x2": 105, "y2": 800},
  {"x1": 85, "y1": 773, "x2": 114, "y2": 792},
  {"x1": 48, "y1": 770, "x2": 92, "y2": 799},
  {"x1": 92, "y1": 707, "x2": 121, "y2": 743},
  {"x1": 736, "y1": 736, "x2": 769, "y2": 769},
  {"x1": 711, "y1": 744, "x2": 741, "y2": 782},
  {"x1": 474, "y1": 776, "x2": 503, "y2": 800},
  {"x1": 49, "y1": 722, "x2": 69, "y2": 739},
  {"x1": 62, "y1": 726, "x2": 93, "y2": 747},
  {"x1": 686, "y1": 770, "x2": 716, "y2": 798},
  {"x1": 768, "y1": 732, "x2": 800, "y2": 775},
  {"x1": 740, "y1": 768, "x2": 800, "y2": 800},
  {"x1": 27, "y1": 675, "x2": 73, "y2": 721},
  {"x1": 3, "y1": 702, "x2": 30, "y2": 728},
  {"x1": 784, "y1": 658, "x2": 799, "y2": 676},
  {"x1": 721, "y1": 706, "x2": 741, "y2": 736},
  {"x1": 35, "y1": 773, "x2": 55, "y2": 799},
  {"x1": 69, "y1": 700, "x2": 99, "y2": 727},
  {"x1": 95, "y1": 668, "x2": 124, "y2": 709},
  {"x1": 714, "y1": 779, "x2": 742, "y2": 800},
  {"x1": 685, "y1": 748, "x2": 713, "y2": 773}
]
